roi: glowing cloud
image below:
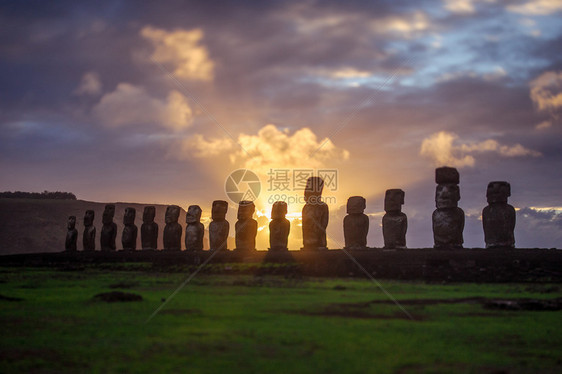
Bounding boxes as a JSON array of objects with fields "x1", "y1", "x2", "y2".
[
  {"x1": 420, "y1": 131, "x2": 541, "y2": 167},
  {"x1": 141, "y1": 26, "x2": 214, "y2": 81},
  {"x1": 183, "y1": 124, "x2": 350, "y2": 174},
  {"x1": 507, "y1": 0, "x2": 562, "y2": 15},
  {"x1": 74, "y1": 72, "x2": 102, "y2": 96},
  {"x1": 530, "y1": 71, "x2": 562, "y2": 112},
  {"x1": 93, "y1": 83, "x2": 193, "y2": 130}
]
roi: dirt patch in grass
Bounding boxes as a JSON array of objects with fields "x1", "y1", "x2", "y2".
[
  {"x1": 92, "y1": 291, "x2": 143, "y2": 302},
  {"x1": 0, "y1": 294, "x2": 23, "y2": 302},
  {"x1": 483, "y1": 298, "x2": 562, "y2": 311}
]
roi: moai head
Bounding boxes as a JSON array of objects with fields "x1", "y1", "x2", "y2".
[
  {"x1": 186, "y1": 205, "x2": 202, "y2": 224},
  {"x1": 487, "y1": 181, "x2": 511, "y2": 204},
  {"x1": 102, "y1": 204, "x2": 115, "y2": 224},
  {"x1": 237, "y1": 201, "x2": 255, "y2": 220},
  {"x1": 436, "y1": 184, "x2": 460, "y2": 209},
  {"x1": 68, "y1": 216, "x2": 76, "y2": 230},
  {"x1": 84, "y1": 210, "x2": 94, "y2": 226},
  {"x1": 304, "y1": 177, "x2": 324, "y2": 204},
  {"x1": 211, "y1": 200, "x2": 228, "y2": 221},
  {"x1": 435, "y1": 167, "x2": 460, "y2": 184},
  {"x1": 384, "y1": 189, "x2": 404, "y2": 213},
  {"x1": 347, "y1": 196, "x2": 366, "y2": 214},
  {"x1": 143, "y1": 206, "x2": 156, "y2": 223},
  {"x1": 123, "y1": 207, "x2": 136, "y2": 225},
  {"x1": 165, "y1": 205, "x2": 181, "y2": 224},
  {"x1": 271, "y1": 201, "x2": 288, "y2": 220}
]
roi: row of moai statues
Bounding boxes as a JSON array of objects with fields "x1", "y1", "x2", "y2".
[
  {"x1": 65, "y1": 169, "x2": 516, "y2": 251},
  {"x1": 65, "y1": 204, "x2": 204, "y2": 251}
]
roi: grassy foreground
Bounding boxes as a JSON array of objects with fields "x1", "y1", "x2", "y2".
[{"x1": 0, "y1": 266, "x2": 561, "y2": 373}]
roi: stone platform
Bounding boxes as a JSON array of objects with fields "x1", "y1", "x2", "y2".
[{"x1": 1, "y1": 248, "x2": 561, "y2": 283}]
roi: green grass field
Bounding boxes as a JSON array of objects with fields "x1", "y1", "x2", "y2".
[{"x1": 1, "y1": 266, "x2": 561, "y2": 373}]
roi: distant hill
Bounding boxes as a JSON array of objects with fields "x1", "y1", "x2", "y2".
[{"x1": 0, "y1": 199, "x2": 235, "y2": 255}]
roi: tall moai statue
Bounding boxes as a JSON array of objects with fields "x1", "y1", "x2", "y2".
[
  {"x1": 83, "y1": 210, "x2": 96, "y2": 251},
  {"x1": 163, "y1": 205, "x2": 182, "y2": 251},
  {"x1": 382, "y1": 189, "x2": 407, "y2": 249},
  {"x1": 302, "y1": 177, "x2": 329, "y2": 250},
  {"x1": 269, "y1": 201, "x2": 290, "y2": 251},
  {"x1": 482, "y1": 181, "x2": 516, "y2": 248},
  {"x1": 122, "y1": 207, "x2": 138, "y2": 250},
  {"x1": 141, "y1": 206, "x2": 158, "y2": 250},
  {"x1": 343, "y1": 196, "x2": 369, "y2": 249},
  {"x1": 209, "y1": 200, "x2": 229, "y2": 251},
  {"x1": 100, "y1": 204, "x2": 117, "y2": 251},
  {"x1": 185, "y1": 205, "x2": 204, "y2": 251},
  {"x1": 432, "y1": 167, "x2": 464, "y2": 249},
  {"x1": 65, "y1": 215, "x2": 78, "y2": 251},
  {"x1": 235, "y1": 201, "x2": 258, "y2": 251}
]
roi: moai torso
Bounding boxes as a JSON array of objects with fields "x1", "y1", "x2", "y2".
[
  {"x1": 209, "y1": 200, "x2": 229, "y2": 251},
  {"x1": 269, "y1": 201, "x2": 290, "y2": 251},
  {"x1": 482, "y1": 181, "x2": 516, "y2": 248},
  {"x1": 185, "y1": 205, "x2": 204, "y2": 251},
  {"x1": 235, "y1": 201, "x2": 258, "y2": 251},
  {"x1": 82, "y1": 210, "x2": 96, "y2": 251},
  {"x1": 432, "y1": 167, "x2": 464, "y2": 249},
  {"x1": 122, "y1": 207, "x2": 137, "y2": 250},
  {"x1": 100, "y1": 204, "x2": 117, "y2": 251},
  {"x1": 141, "y1": 206, "x2": 158, "y2": 250},
  {"x1": 382, "y1": 189, "x2": 407, "y2": 249},
  {"x1": 343, "y1": 196, "x2": 369, "y2": 249},
  {"x1": 163, "y1": 205, "x2": 182, "y2": 250},
  {"x1": 65, "y1": 216, "x2": 78, "y2": 251},
  {"x1": 302, "y1": 176, "x2": 329, "y2": 250}
]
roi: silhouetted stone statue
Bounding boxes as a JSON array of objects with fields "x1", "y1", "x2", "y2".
[
  {"x1": 383, "y1": 189, "x2": 407, "y2": 249},
  {"x1": 209, "y1": 200, "x2": 229, "y2": 251},
  {"x1": 235, "y1": 201, "x2": 258, "y2": 251},
  {"x1": 432, "y1": 167, "x2": 464, "y2": 249},
  {"x1": 302, "y1": 177, "x2": 329, "y2": 250},
  {"x1": 163, "y1": 205, "x2": 182, "y2": 250},
  {"x1": 483, "y1": 181, "x2": 516, "y2": 248},
  {"x1": 65, "y1": 215, "x2": 78, "y2": 251},
  {"x1": 141, "y1": 206, "x2": 158, "y2": 250},
  {"x1": 83, "y1": 210, "x2": 96, "y2": 251},
  {"x1": 122, "y1": 207, "x2": 138, "y2": 250},
  {"x1": 185, "y1": 205, "x2": 204, "y2": 251},
  {"x1": 100, "y1": 204, "x2": 117, "y2": 251},
  {"x1": 269, "y1": 201, "x2": 290, "y2": 251},
  {"x1": 343, "y1": 196, "x2": 369, "y2": 249}
]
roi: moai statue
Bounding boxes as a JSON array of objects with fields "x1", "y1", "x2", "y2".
[
  {"x1": 235, "y1": 201, "x2": 258, "y2": 251},
  {"x1": 82, "y1": 210, "x2": 96, "y2": 251},
  {"x1": 432, "y1": 167, "x2": 464, "y2": 249},
  {"x1": 302, "y1": 177, "x2": 329, "y2": 250},
  {"x1": 65, "y1": 216, "x2": 78, "y2": 251},
  {"x1": 122, "y1": 207, "x2": 138, "y2": 250},
  {"x1": 209, "y1": 200, "x2": 229, "y2": 251},
  {"x1": 343, "y1": 196, "x2": 369, "y2": 249},
  {"x1": 482, "y1": 181, "x2": 516, "y2": 248},
  {"x1": 269, "y1": 201, "x2": 290, "y2": 251},
  {"x1": 141, "y1": 206, "x2": 158, "y2": 250},
  {"x1": 382, "y1": 189, "x2": 407, "y2": 249},
  {"x1": 163, "y1": 205, "x2": 182, "y2": 250},
  {"x1": 185, "y1": 205, "x2": 204, "y2": 251},
  {"x1": 100, "y1": 204, "x2": 117, "y2": 251}
]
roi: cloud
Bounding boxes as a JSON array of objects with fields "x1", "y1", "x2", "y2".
[
  {"x1": 370, "y1": 11, "x2": 431, "y2": 38},
  {"x1": 535, "y1": 120, "x2": 552, "y2": 130},
  {"x1": 74, "y1": 72, "x2": 102, "y2": 96},
  {"x1": 507, "y1": 0, "x2": 562, "y2": 15},
  {"x1": 140, "y1": 26, "x2": 214, "y2": 81},
  {"x1": 420, "y1": 131, "x2": 541, "y2": 167},
  {"x1": 182, "y1": 124, "x2": 350, "y2": 174},
  {"x1": 530, "y1": 71, "x2": 562, "y2": 112},
  {"x1": 93, "y1": 83, "x2": 193, "y2": 130}
]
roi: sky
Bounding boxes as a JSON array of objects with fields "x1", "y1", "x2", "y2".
[{"x1": 1, "y1": 0, "x2": 561, "y2": 249}]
